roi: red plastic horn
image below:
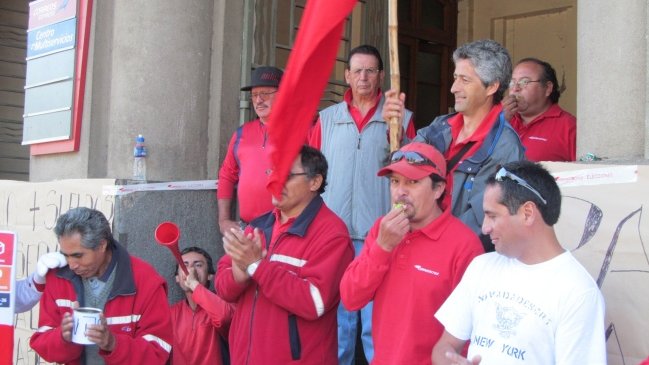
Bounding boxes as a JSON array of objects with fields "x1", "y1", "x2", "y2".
[{"x1": 154, "y1": 221, "x2": 189, "y2": 275}]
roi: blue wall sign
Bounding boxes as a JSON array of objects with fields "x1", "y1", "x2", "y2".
[{"x1": 27, "y1": 17, "x2": 77, "y2": 59}]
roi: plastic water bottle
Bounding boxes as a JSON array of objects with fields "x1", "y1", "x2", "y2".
[{"x1": 133, "y1": 134, "x2": 147, "y2": 181}]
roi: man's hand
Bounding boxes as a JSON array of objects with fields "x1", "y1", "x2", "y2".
[
  {"x1": 34, "y1": 251, "x2": 67, "y2": 285},
  {"x1": 181, "y1": 267, "x2": 200, "y2": 292},
  {"x1": 376, "y1": 205, "x2": 409, "y2": 252},
  {"x1": 223, "y1": 227, "x2": 265, "y2": 272},
  {"x1": 383, "y1": 88, "x2": 407, "y2": 126},
  {"x1": 87, "y1": 313, "x2": 116, "y2": 352},
  {"x1": 443, "y1": 351, "x2": 482, "y2": 365},
  {"x1": 218, "y1": 219, "x2": 242, "y2": 236},
  {"x1": 502, "y1": 94, "x2": 528, "y2": 122},
  {"x1": 61, "y1": 301, "x2": 78, "y2": 343},
  {"x1": 501, "y1": 94, "x2": 518, "y2": 121}
]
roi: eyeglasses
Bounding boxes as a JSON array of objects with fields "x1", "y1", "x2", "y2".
[
  {"x1": 495, "y1": 167, "x2": 547, "y2": 205},
  {"x1": 390, "y1": 150, "x2": 443, "y2": 175},
  {"x1": 509, "y1": 78, "x2": 542, "y2": 89},
  {"x1": 350, "y1": 68, "x2": 380, "y2": 77},
  {"x1": 249, "y1": 90, "x2": 277, "y2": 101}
]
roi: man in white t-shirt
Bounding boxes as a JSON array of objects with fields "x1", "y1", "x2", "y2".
[{"x1": 432, "y1": 160, "x2": 606, "y2": 365}]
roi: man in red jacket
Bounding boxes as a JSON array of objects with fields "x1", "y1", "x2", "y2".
[
  {"x1": 216, "y1": 145, "x2": 354, "y2": 364},
  {"x1": 30, "y1": 207, "x2": 172, "y2": 365},
  {"x1": 171, "y1": 246, "x2": 234, "y2": 365}
]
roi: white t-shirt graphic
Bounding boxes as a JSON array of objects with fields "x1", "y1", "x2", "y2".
[{"x1": 435, "y1": 251, "x2": 606, "y2": 365}]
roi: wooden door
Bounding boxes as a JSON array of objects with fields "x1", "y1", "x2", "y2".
[{"x1": 397, "y1": 0, "x2": 457, "y2": 130}]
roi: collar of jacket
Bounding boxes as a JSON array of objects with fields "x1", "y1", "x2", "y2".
[
  {"x1": 455, "y1": 111, "x2": 507, "y2": 173},
  {"x1": 250, "y1": 195, "x2": 324, "y2": 249},
  {"x1": 56, "y1": 240, "x2": 137, "y2": 302}
]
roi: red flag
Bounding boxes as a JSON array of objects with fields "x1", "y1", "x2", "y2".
[
  {"x1": 0, "y1": 325, "x2": 12, "y2": 364},
  {"x1": 266, "y1": 0, "x2": 358, "y2": 198}
]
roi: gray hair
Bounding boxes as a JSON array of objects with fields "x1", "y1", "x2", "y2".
[
  {"x1": 453, "y1": 39, "x2": 512, "y2": 103},
  {"x1": 54, "y1": 207, "x2": 114, "y2": 249}
]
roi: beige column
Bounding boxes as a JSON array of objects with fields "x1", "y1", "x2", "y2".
[
  {"x1": 577, "y1": 0, "x2": 648, "y2": 160},
  {"x1": 31, "y1": 0, "x2": 244, "y2": 181},
  {"x1": 646, "y1": 2, "x2": 649, "y2": 158}
]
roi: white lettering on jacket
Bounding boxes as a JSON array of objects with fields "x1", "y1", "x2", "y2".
[{"x1": 413, "y1": 264, "x2": 439, "y2": 276}]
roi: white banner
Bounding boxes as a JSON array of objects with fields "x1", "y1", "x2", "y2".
[
  {"x1": 103, "y1": 180, "x2": 217, "y2": 196},
  {"x1": 552, "y1": 165, "x2": 638, "y2": 188}
]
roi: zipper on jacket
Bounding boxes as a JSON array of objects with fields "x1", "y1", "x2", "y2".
[
  {"x1": 244, "y1": 229, "x2": 292, "y2": 363},
  {"x1": 261, "y1": 121, "x2": 268, "y2": 148},
  {"x1": 192, "y1": 308, "x2": 197, "y2": 331},
  {"x1": 245, "y1": 287, "x2": 260, "y2": 365},
  {"x1": 351, "y1": 130, "x2": 363, "y2": 238},
  {"x1": 356, "y1": 118, "x2": 381, "y2": 150},
  {"x1": 288, "y1": 314, "x2": 302, "y2": 360}
]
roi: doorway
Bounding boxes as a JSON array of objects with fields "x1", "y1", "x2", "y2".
[{"x1": 397, "y1": 0, "x2": 457, "y2": 130}]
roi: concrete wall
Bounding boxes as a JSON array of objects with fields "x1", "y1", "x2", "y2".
[
  {"x1": 208, "y1": 0, "x2": 245, "y2": 179},
  {"x1": 457, "y1": 0, "x2": 577, "y2": 116},
  {"x1": 113, "y1": 185, "x2": 223, "y2": 304},
  {"x1": 577, "y1": 0, "x2": 647, "y2": 160},
  {"x1": 30, "y1": 0, "x2": 245, "y2": 182}
]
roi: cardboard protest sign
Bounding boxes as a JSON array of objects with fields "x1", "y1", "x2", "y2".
[{"x1": 548, "y1": 162, "x2": 648, "y2": 365}]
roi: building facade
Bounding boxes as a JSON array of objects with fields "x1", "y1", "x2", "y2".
[
  {"x1": 1, "y1": 0, "x2": 647, "y2": 182},
  {"x1": 1, "y1": 1, "x2": 648, "y2": 364}
]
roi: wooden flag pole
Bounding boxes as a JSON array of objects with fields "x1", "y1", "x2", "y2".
[{"x1": 388, "y1": 0, "x2": 400, "y2": 152}]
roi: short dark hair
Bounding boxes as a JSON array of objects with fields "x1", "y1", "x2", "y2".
[
  {"x1": 429, "y1": 174, "x2": 446, "y2": 205},
  {"x1": 175, "y1": 246, "x2": 215, "y2": 287},
  {"x1": 517, "y1": 57, "x2": 561, "y2": 103},
  {"x1": 299, "y1": 145, "x2": 328, "y2": 194},
  {"x1": 54, "y1": 207, "x2": 115, "y2": 249},
  {"x1": 348, "y1": 45, "x2": 384, "y2": 71},
  {"x1": 487, "y1": 160, "x2": 561, "y2": 225}
]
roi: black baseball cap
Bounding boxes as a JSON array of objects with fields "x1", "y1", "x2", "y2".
[{"x1": 241, "y1": 66, "x2": 284, "y2": 91}]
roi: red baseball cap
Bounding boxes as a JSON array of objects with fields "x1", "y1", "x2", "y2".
[{"x1": 377, "y1": 142, "x2": 447, "y2": 180}]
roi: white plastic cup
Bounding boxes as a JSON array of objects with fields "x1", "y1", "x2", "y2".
[{"x1": 72, "y1": 307, "x2": 102, "y2": 345}]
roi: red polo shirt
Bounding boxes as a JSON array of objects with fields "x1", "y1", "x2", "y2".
[
  {"x1": 217, "y1": 119, "x2": 274, "y2": 222},
  {"x1": 509, "y1": 103, "x2": 576, "y2": 162},
  {"x1": 340, "y1": 210, "x2": 483, "y2": 365}
]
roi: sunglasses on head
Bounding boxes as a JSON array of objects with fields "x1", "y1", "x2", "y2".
[
  {"x1": 390, "y1": 150, "x2": 435, "y2": 166},
  {"x1": 389, "y1": 150, "x2": 444, "y2": 176},
  {"x1": 495, "y1": 167, "x2": 547, "y2": 205}
]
